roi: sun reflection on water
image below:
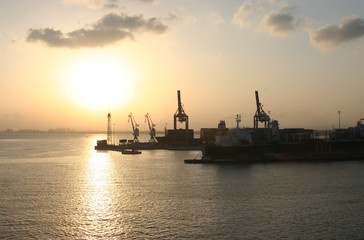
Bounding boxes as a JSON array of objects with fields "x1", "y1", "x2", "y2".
[{"x1": 80, "y1": 149, "x2": 118, "y2": 238}]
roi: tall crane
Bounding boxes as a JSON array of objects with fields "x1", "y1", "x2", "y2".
[
  {"x1": 254, "y1": 91, "x2": 270, "y2": 128},
  {"x1": 236, "y1": 114, "x2": 241, "y2": 128},
  {"x1": 128, "y1": 113, "x2": 139, "y2": 142},
  {"x1": 107, "y1": 112, "x2": 112, "y2": 145},
  {"x1": 174, "y1": 90, "x2": 189, "y2": 130},
  {"x1": 145, "y1": 113, "x2": 158, "y2": 143}
]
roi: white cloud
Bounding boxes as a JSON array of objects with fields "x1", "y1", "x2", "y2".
[
  {"x1": 234, "y1": 0, "x2": 297, "y2": 36},
  {"x1": 166, "y1": 11, "x2": 180, "y2": 21},
  {"x1": 233, "y1": 1, "x2": 263, "y2": 27},
  {"x1": 135, "y1": 0, "x2": 159, "y2": 5},
  {"x1": 262, "y1": 11, "x2": 296, "y2": 36},
  {"x1": 63, "y1": 0, "x2": 119, "y2": 9},
  {"x1": 309, "y1": 16, "x2": 364, "y2": 50},
  {"x1": 27, "y1": 12, "x2": 169, "y2": 48}
]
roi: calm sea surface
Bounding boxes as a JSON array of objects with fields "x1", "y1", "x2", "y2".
[{"x1": 1, "y1": 133, "x2": 364, "y2": 239}]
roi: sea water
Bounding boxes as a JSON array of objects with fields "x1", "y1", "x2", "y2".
[{"x1": 1, "y1": 133, "x2": 364, "y2": 239}]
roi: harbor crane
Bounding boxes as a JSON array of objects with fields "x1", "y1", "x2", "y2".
[
  {"x1": 174, "y1": 90, "x2": 189, "y2": 130},
  {"x1": 254, "y1": 91, "x2": 270, "y2": 128},
  {"x1": 236, "y1": 114, "x2": 241, "y2": 128},
  {"x1": 145, "y1": 113, "x2": 158, "y2": 143},
  {"x1": 107, "y1": 112, "x2": 112, "y2": 145},
  {"x1": 128, "y1": 113, "x2": 139, "y2": 142}
]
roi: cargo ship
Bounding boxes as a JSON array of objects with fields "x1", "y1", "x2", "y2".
[
  {"x1": 185, "y1": 91, "x2": 364, "y2": 163},
  {"x1": 185, "y1": 135, "x2": 364, "y2": 163}
]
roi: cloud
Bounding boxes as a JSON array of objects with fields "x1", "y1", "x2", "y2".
[
  {"x1": 27, "y1": 27, "x2": 133, "y2": 48},
  {"x1": 309, "y1": 16, "x2": 364, "y2": 50},
  {"x1": 166, "y1": 11, "x2": 180, "y2": 21},
  {"x1": 233, "y1": 0, "x2": 297, "y2": 36},
  {"x1": 26, "y1": 12, "x2": 169, "y2": 48},
  {"x1": 207, "y1": 12, "x2": 224, "y2": 25},
  {"x1": 262, "y1": 12, "x2": 296, "y2": 36},
  {"x1": 63, "y1": 0, "x2": 160, "y2": 8},
  {"x1": 135, "y1": 0, "x2": 159, "y2": 5},
  {"x1": 104, "y1": 0, "x2": 119, "y2": 8},
  {"x1": 233, "y1": 1, "x2": 263, "y2": 27},
  {"x1": 95, "y1": 13, "x2": 168, "y2": 33},
  {"x1": 304, "y1": 17, "x2": 317, "y2": 30},
  {"x1": 63, "y1": 0, "x2": 119, "y2": 9},
  {"x1": 278, "y1": 1, "x2": 296, "y2": 13}
]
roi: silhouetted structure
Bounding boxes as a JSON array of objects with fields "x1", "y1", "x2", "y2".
[
  {"x1": 145, "y1": 113, "x2": 158, "y2": 143},
  {"x1": 169, "y1": 90, "x2": 193, "y2": 143},
  {"x1": 107, "y1": 112, "x2": 112, "y2": 144},
  {"x1": 174, "y1": 90, "x2": 189, "y2": 130},
  {"x1": 254, "y1": 91, "x2": 270, "y2": 129},
  {"x1": 128, "y1": 113, "x2": 139, "y2": 142}
]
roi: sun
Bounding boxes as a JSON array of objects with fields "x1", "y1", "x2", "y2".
[{"x1": 63, "y1": 55, "x2": 134, "y2": 110}]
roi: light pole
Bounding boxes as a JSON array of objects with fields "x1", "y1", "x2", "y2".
[{"x1": 338, "y1": 111, "x2": 341, "y2": 129}]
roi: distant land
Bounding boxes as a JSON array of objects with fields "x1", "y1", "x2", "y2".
[
  {"x1": 1, "y1": 128, "x2": 335, "y2": 140},
  {"x1": 0, "y1": 128, "x2": 167, "y2": 134}
]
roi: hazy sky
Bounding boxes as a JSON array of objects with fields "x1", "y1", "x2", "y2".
[{"x1": 1, "y1": 0, "x2": 364, "y2": 131}]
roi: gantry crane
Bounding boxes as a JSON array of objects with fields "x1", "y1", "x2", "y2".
[
  {"x1": 145, "y1": 113, "x2": 158, "y2": 143},
  {"x1": 128, "y1": 113, "x2": 139, "y2": 142},
  {"x1": 174, "y1": 90, "x2": 189, "y2": 130},
  {"x1": 254, "y1": 91, "x2": 270, "y2": 128}
]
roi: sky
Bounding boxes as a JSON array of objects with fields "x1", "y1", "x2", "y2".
[{"x1": 1, "y1": 0, "x2": 364, "y2": 131}]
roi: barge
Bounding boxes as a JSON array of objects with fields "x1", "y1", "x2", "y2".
[{"x1": 95, "y1": 139, "x2": 201, "y2": 151}]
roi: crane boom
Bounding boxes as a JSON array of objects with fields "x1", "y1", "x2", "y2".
[
  {"x1": 177, "y1": 91, "x2": 183, "y2": 115},
  {"x1": 145, "y1": 113, "x2": 158, "y2": 143},
  {"x1": 128, "y1": 113, "x2": 139, "y2": 142},
  {"x1": 255, "y1": 91, "x2": 261, "y2": 114}
]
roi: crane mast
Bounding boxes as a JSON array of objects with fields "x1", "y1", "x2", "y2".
[
  {"x1": 236, "y1": 114, "x2": 241, "y2": 128},
  {"x1": 107, "y1": 112, "x2": 112, "y2": 145},
  {"x1": 174, "y1": 90, "x2": 189, "y2": 130},
  {"x1": 145, "y1": 113, "x2": 158, "y2": 143},
  {"x1": 128, "y1": 113, "x2": 139, "y2": 142}
]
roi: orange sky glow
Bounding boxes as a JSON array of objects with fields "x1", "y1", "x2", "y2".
[{"x1": 1, "y1": 0, "x2": 364, "y2": 131}]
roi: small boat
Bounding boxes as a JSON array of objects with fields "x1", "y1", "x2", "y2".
[{"x1": 121, "y1": 149, "x2": 142, "y2": 154}]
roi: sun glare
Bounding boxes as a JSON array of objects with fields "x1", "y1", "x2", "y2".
[{"x1": 63, "y1": 55, "x2": 135, "y2": 110}]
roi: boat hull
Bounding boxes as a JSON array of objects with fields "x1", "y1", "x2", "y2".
[
  {"x1": 185, "y1": 140, "x2": 364, "y2": 163},
  {"x1": 122, "y1": 149, "x2": 142, "y2": 154},
  {"x1": 95, "y1": 141, "x2": 201, "y2": 151}
]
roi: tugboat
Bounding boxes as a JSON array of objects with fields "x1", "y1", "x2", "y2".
[{"x1": 121, "y1": 148, "x2": 142, "y2": 154}]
